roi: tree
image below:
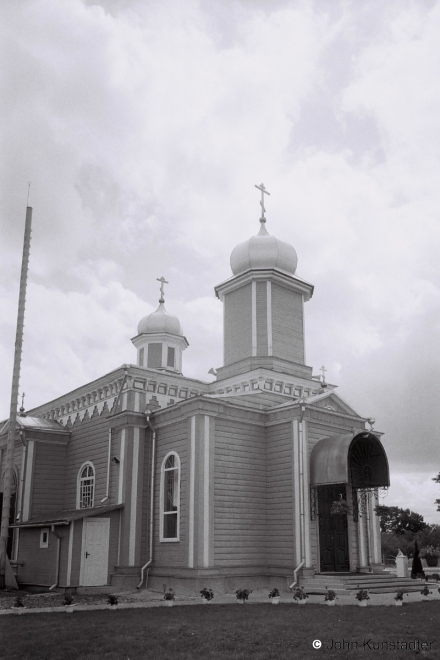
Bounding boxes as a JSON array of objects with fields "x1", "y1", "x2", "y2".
[
  {"x1": 433, "y1": 471, "x2": 440, "y2": 512},
  {"x1": 375, "y1": 505, "x2": 427, "y2": 535}
]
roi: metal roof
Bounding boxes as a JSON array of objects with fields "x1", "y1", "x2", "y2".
[
  {"x1": 310, "y1": 431, "x2": 389, "y2": 487},
  {"x1": 11, "y1": 504, "x2": 123, "y2": 528}
]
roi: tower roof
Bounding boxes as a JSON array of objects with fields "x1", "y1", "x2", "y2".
[
  {"x1": 230, "y1": 220, "x2": 298, "y2": 276},
  {"x1": 137, "y1": 302, "x2": 183, "y2": 336}
]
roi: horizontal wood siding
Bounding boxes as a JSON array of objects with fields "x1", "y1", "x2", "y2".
[
  {"x1": 214, "y1": 418, "x2": 267, "y2": 567},
  {"x1": 140, "y1": 431, "x2": 152, "y2": 570},
  {"x1": 17, "y1": 526, "x2": 67, "y2": 586},
  {"x1": 266, "y1": 422, "x2": 294, "y2": 568},
  {"x1": 224, "y1": 284, "x2": 252, "y2": 365},
  {"x1": 272, "y1": 284, "x2": 304, "y2": 364},
  {"x1": 31, "y1": 442, "x2": 67, "y2": 515},
  {"x1": 63, "y1": 408, "x2": 111, "y2": 510},
  {"x1": 153, "y1": 419, "x2": 188, "y2": 568}
]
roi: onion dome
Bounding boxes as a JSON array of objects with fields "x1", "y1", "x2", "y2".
[
  {"x1": 138, "y1": 302, "x2": 183, "y2": 336},
  {"x1": 230, "y1": 220, "x2": 298, "y2": 276}
]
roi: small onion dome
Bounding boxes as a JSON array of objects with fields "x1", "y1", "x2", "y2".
[
  {"x1": 137, "y1": 302, "x2": 183, "y2": 336},
  {"x1": 230, "y1": 221, "x2": 298, "y2": 276}
]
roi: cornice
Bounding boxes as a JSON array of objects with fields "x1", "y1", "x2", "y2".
[{"x1": 214, "y1": 268, "x2": 314, "y2": 301}]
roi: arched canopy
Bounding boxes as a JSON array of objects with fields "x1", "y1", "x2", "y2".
[{"x1": 310, "y1": 431, "x2": 389, "y2": 488}]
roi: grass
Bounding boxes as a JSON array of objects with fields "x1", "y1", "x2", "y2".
[{"x1": 0, "y1": 602, "x2": 439, "y2": 659}]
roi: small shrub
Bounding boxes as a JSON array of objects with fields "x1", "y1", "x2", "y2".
[
  {"x1": 63, "y1": 594, "x2": 74, "y2": 606},
  {"x1": 268, "y1": 588, "x2": 280, "y2": 599},
  {"x1": 107, "y1": 595, "x2": 118, "y2": 606},
  {"x1": 394, "y1": 589, "x2": 406, "y2": 601},
  {"x1": 430, "y1": 573, "x2": 440, "y2": 581},
  {"x1": 164, "y1": 589, "x2": 175, "y2": 601},
  {"x1": 235, "y1": 588, "x2": 252, "y2": 601},
  {"x1": 421, "y1": 585, "x2": 431, "y2": 596},
  {"x1": 200, "y1": 587, "x2": 214, "y2": 601},
  {"x1": 13, "y1": 596, "x2": 25, "y2": 608}
]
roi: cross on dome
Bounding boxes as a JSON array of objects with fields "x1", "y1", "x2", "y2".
[
  {"x1": 254, "y1": 183, "x2": 270, "y2": 223},
  {"x1": 157, "y1": 276, "x2": 169, "y2": 303},
  {"x1": 320, "y1": 365, "x2": 327, "y2": 383}
]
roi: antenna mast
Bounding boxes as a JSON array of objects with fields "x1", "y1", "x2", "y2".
[{"x1": 0, "y1": 205, "x2": 33, "y2": 588}]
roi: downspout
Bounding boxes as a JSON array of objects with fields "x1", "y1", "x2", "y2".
[
  {"x1": 298, "y1": 405, "x2": 306, "y2": 563},
  {"x1": 289, "y1": 561, "x2": 304, "y2": 590},
  {"x1": 49, "y1": 526, "x2": 62, "y2": 591},
  {"x1": 137, "y1": 410, "x2": 156, "y2": 589}
]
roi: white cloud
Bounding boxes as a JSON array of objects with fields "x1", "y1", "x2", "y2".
[{"x1": 1, "y1": 0, "x2": 440, "y2": 515}]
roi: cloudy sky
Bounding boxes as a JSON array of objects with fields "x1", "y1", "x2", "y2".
[{"x1": 1, "y1": 0, "x2": 439, "y2": 523}]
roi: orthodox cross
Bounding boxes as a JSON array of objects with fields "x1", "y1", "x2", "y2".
[
  {"x1": 320, "y1": 365, "x2": 327, "y2": 383},
  {"x1": 157, "y1": 276, "x2": 169, "y2": 303},
  {"x1": 254, "y1": 183, "x2": 270, "y2": 222}
]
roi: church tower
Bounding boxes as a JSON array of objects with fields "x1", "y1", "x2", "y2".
[
  {"x1": 131, "y1": 278, "x2": 188, "y2": 374},
  {"x1": 214, "y1": 184, "x2": 314, "y2": 380}
]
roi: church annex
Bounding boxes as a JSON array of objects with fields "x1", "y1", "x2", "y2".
[{"x1": 0, "y1": 193, "x2": 390, "y2": 592}]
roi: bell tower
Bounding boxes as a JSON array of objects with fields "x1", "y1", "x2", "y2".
[{"x1": 214, "y1": 185, "x2": 314, "y2": 380}]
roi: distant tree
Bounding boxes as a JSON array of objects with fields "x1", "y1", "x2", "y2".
[
  {"x1": 375, "y1": 505, "x2": 427, "y2": 535},
  {"x1": 433, "y1": 472, "x2": 440, "y2": 512}
]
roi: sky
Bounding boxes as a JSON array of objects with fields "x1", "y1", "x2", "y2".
[{"x1": 1, "y1": 0, "x2": 439, "y2": 523}]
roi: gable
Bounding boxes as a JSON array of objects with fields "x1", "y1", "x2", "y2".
[{"x1": 307, "y1": 392, "x2": 362, "y2": 418}]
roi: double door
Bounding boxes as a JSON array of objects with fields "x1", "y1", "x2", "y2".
[{"x1": 317, "y1": 484, "x2": 350, "y2": 572}]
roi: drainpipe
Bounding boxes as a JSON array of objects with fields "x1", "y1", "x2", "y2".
[
  {"x1": 137, "y1": 410, "x2": 156, "y2": 589},
  {"x1": 49, "y1": 526, "x2": 62, "y2": 591},
  {"x1": 289, "y1": 561, "x2": 304, "y2": 590}
]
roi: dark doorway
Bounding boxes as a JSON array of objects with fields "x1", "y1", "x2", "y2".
[{"x1": 318, "y1": 484, "x2": 350, "y2": 572}]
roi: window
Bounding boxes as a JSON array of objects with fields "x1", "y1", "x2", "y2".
[
  {"x1": 167, "y1": 347, "x2": 175, "y2": 368},
  {"x1": 160, "y1": 452, "x2": 180, "y2": 541},
  {"x1": 77, "y1": 462, "x2": 95, "y2": 509},
  {"x1": 148, "y1": 343, "x2": 162, "y2": 368},
  {"x1": 40, "y1": 528, "x2": 49, "y2": 548},
  {"x1": 139, "y1": 347, "x2": 144, "y2": 366}
]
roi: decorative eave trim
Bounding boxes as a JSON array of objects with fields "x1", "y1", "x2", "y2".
[
  {"x1": 131, "y1": 332, "x2": 189, "y2": 349},
  {"x1": 214, "y1": 268, "x2": 314, "y2": 302}
]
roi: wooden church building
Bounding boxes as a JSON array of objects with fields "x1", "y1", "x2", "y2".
[{"x1": 0, "y1": 200, "x2": 390, "y2": 593}]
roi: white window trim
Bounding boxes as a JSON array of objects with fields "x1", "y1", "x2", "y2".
[
  {"x1": 40, "y1": 527, "x2": 49, "y2": 548},
  {"x1": 76, "y1": 461, "x2": 95, "y2": 510},
  {"x1": 160, "y1": 451, "x2": 181, "y2": 542}
]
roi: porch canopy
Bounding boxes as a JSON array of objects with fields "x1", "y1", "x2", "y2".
[{"x1": 310, "y1": 431, "x2": 389, "y2": 488}]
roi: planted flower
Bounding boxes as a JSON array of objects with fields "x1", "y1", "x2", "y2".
[
  {"x1": 235, "y1": 588, "x2": 252, "y2": 602},
  {"x1": 292, "y1": 587, "x2": 308, "y2": 602},
  {"x1": 268, "y1": 588, "x2": 280, "y2": 599},
  {"x1": 107, "y1": 594, "x2": 119, "y2": 606},
  {"x1": 164, "y1": 588, "x2": 175, "y2": 601},
  {"x1": 330, "y1": 499, "x2": 351, "y2": 516},
  {"x1": 394, "y1": 589, "x2": 406, "y2": 602},
  {"x1": 200, "y1": 587, "x2": 214, "y2": 601},
  {"x1": 355, "y1": 587, "x2": 370, "y2": 603},
  {"x1": 324, "y1": 587, "x2": 337, "y2": 602}
]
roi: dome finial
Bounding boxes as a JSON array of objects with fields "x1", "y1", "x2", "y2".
[
  {"x1": 254, "y1": 182, "x2": 271, "y2": 225},
  {"x1": 156, "y1": 275, "x2": 169, "y2": 304}
]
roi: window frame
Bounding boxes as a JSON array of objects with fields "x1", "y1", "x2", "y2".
[
  {"x1": 40, "y1": 528, "x2": 49, "y2": 548},
  {"x1": 160, "y1": 451, "x2": 181, "y2": 542},
  {"x1": 76, "y1": 461, "x2": 95, "y2": 510}
]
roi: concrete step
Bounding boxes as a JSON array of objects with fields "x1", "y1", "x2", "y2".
[{"x1": 300, "y1": 573, "x2": 431, "y2": 594}]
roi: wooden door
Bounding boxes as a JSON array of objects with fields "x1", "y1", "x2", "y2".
[
  {"x1": 318, "y1": 485, "x2": 350, "y2": 572},
  {"x1": 81, "y1": 519, "x2": 110, "y2": 586}
]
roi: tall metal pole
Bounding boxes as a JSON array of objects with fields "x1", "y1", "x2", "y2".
[{"x1": 0, "y1": 206, "x2": 32, "y2": 588}]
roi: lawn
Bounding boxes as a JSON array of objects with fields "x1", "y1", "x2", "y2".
[{"x1": 0, "y1": 602, "x2": 439, "y2": 659}]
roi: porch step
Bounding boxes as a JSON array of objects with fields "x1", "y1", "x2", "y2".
[{"x1": 300, "y1": 573, "x2": 430, "y2": 594}]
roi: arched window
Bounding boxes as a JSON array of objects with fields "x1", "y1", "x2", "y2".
[
  {"x1": 77, "y1": 462, "x2": 95, "y2": 509},
  {"x1": 160, "y1": 452, "x2": 180, "y2": 541}
]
